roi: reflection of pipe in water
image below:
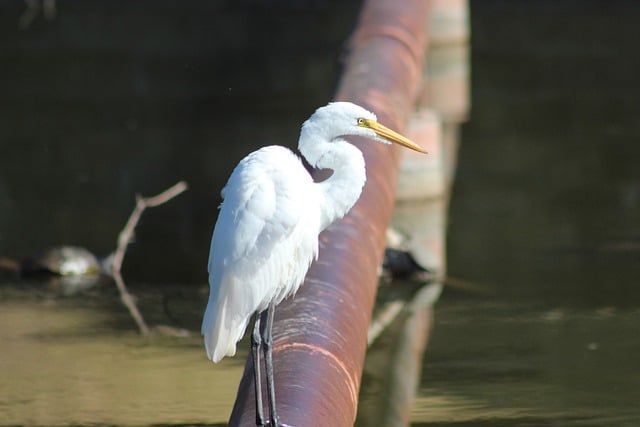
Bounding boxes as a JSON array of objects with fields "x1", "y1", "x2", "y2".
[
  {"x1": 359, "y1": 1, "x2": 470, "y2": 425},
  {"x1": 359, "y1": 282, "x2": 442, "y2": 427}
]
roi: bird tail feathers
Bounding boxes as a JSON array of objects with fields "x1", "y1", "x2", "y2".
[{"x1": 202, "y1": 296, "x2": 236, "y2": 362}]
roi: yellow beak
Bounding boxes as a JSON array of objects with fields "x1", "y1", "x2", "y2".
[{"x1": 359, "y1": 118, "x2": 427, "y2": 154}]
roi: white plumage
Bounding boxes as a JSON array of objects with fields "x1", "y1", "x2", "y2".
[
  {"x1": 201, "y1": 102, "x2": 425, "y2": 363},
  {"x1": 202, "y1": 146, "x2": 320, "y2": 362}
]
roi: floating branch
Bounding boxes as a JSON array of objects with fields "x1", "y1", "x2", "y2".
[{"x1": 110, "y1": 181, "x2": 188, "y2": 335}]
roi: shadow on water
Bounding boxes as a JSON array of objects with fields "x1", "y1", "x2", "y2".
[
  {"x1": 448, "y1": 1, "x2": 640, "y2": 308},
  {"x1": 1, "y1": 1, "x2": 640, "y2": 426},
  {"x1": 415, "y1": 2, "x2": 640, "y2": 426}
]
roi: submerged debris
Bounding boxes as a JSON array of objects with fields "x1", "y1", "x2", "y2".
[
  {"x1": 20, "y1": 246, "x2": 103, "y2": 277},
  {"x1": 381, "y1": 248, "x2": 434, "y2": 282},
  {"x1": 0, "y1": 246, "x2": 110, "y2": 294}
]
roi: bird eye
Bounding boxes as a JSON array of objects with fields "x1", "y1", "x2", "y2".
[{"x1": 357, "y1": 118, "x2": 365, "y2": 126}]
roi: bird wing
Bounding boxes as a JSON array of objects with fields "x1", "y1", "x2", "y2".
[{"x1": 202, "y1": 146, "x2": 320, "y2": 362}]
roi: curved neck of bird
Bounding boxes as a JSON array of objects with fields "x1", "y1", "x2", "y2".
[{"x1": 299, "y1": 127, "x2": 366, "y2": 232}]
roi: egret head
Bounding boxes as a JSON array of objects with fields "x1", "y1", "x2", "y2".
[{"x1": 301, "y1": 102, "x2": 426, "y2": 154}]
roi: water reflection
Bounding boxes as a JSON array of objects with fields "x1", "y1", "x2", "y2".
[
  {"x1": 0, "y1": 288, "x2": 238, "y2": 426},
  {"x1": 2, "y1": 286, "x2": 638, "y2": 426},
  {"x1": 412, "y1": 300, "x2": 640, "y2": 426}
]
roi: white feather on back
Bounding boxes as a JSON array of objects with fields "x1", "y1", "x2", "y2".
[{"x1": 202, "y1": 146, "x2": 321, "y2": 362}]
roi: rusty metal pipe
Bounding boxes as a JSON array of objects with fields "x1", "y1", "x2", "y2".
[{"x1": 229, "y1": 1, "x2": 430, "y2": 425}]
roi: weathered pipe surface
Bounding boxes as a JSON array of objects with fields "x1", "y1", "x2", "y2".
[{"x1": 229, "y1": 1, "x2": 431, "y2": 426}]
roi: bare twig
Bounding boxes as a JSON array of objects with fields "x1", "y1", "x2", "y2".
[
  {"x1": 367, "y1": 300, "x2": 404, "y2": 345},
  {"x1": 110, "y1": 181, "x2": 188, "y2": 335},
  {"x1": 0, "y1": 257, "x2": 21, "y2": 272},
  {"x1": 367, "y1": 274, "x2": 490, "y2": 346},
  {"x1": 368, "y1": 283, "x2": 443, "y2": 347}
]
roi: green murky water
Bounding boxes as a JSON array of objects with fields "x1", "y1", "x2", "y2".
[
  {"x1": 1, "y1": 287, "x2": 639, "y2": 426},
  {"x1": 0, "y1": 287, "x2": 237, "y2": 426},
  {"x1": 411, "y1": 300, "x2": 640, "y2": 426}
]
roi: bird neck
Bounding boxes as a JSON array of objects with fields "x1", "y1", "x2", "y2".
[{"x1": 299, "y1": 129, "x2": 366, "y2": 232}]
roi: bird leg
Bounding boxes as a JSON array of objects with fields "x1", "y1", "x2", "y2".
[
  {"x1": 262, "y1": 300, "x2": 287, "y2": 427},
  {"x1": 251, "y1": 312, "x2": 266, "y2": 427}
]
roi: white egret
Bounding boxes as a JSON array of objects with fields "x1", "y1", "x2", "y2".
[{"x1": 202, "y1": 101, "x2": 425, "y2": 426}]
